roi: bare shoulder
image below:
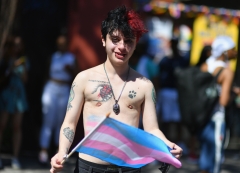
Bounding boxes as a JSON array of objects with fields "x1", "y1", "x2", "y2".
[
  {"x1": 73, "y1": 65, "x2": 103, "y2": 86},
  {"x1": 221, "y1": 67, "x2": 234, "y2": 81},
  {"x1": 75, "y1": 65, "x2": 103, "y2": 80},
  {"x1": 214, "y1": 67, "x2": 234, "y2": 84},
  {"x1": 222, "y1": 67, "x2": 234, "y2": 76},
  {"x1": 129, "y1": 69, "x2": 156, "y2": 104},
  {"x1": 130, "y1": 68, "x2": 154, "y2": 89}
]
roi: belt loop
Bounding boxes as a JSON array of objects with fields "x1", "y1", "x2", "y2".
[
  {"x1": 118, "y1": 168, "x2": 122, "y2": 173},
  {"x1": 88, "y1": 166, "x2": 92, "y2": 173}
]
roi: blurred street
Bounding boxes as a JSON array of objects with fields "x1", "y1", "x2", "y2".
[{"x1": 1, "y1": 149, "x2": 240, "y2": 173}]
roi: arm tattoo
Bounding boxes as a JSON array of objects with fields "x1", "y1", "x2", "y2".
[
  {"x1": 128, "y1": 90, "x2": 137, "y2": 99},
  {"x1": 152, "y1": 87, "x2": 157, "y2": 105},
  {"x1": 63, "y1": 127, "x2": 74, "y2": 143},
  {"x1": 67, "y1": 83, "x2": 75, "y2": 111}
]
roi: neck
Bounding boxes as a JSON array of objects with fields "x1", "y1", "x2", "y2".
[{"x1": 104, "y1": 59, "x2": 129, "y2": 77}]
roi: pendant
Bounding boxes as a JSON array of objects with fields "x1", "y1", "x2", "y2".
[{"x1": 113, "y1": 101, "x2": 120, "y2": 115}]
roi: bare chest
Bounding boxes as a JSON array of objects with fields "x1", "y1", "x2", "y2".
[{"x1": 83, "y1": 79, "x2": 144, "y2": 114}]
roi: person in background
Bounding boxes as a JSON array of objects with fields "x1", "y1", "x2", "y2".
[
  {"x1": 196, "y1": 45, "x2": 212, "y2": 67},
  {"x1": 0, "y1": 36, "x2": 28, "y2": 169},
  {"x1": 157, "y1": 38, "x2": 189, "y2": 153},
  {"x1": 187, "y1": 45, "x2": 212, "y2": 163},
  {"x1": 39, "y1": 35, "x2": 78, "y2": 164},
  {"x1": 136, "y1": 39, "x2": 159, "y2": 83},
  {"x1": 198, "y1": 36, "x2": 237, "y2": 173}
]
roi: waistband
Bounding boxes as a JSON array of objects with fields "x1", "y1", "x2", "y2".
[{"x1": 77, "y1": 157, "x2": 141, "y2": 173}]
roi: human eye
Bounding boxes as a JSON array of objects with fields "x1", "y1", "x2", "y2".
[
  {"x1": 125, "y1": 39, "x2": 134, "y2": 44},
  {"x1": 111, "y1": 37, "x2": 120, "y2": 43}
]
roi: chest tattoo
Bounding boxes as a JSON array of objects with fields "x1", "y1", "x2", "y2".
[
  {"x1": 92, "y1": 84, "x2": 113, "y2": 102},
  {"x1": 128, "y1": 90, "x2": 137, "y2": 99}
]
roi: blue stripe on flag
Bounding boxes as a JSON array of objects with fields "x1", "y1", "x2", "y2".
[
  {"x1": 104, "y1": 118, "x2": 172, "y2": 153},
  {"x1": 76, "y1": 146, "x2": 145, "y2": 168}
]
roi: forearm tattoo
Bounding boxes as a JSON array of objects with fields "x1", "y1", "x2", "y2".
[
  {"x1": 63, "y1": 127, "x2": 74, "y2": 143},
  {"x1": 67, "y1": 83, "x2": 75, "y2": 111},
  {"x1": 152, "y1": 87, "x2": 156, "y2": 105}
]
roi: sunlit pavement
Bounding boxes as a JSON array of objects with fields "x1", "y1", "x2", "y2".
[{"x1": 0, "y1": 150, "x2": 240, "y2": 173}]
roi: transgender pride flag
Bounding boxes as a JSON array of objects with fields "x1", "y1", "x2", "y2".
[{"x1": 68, "y1": 115, "x2": 182, "y2": 168}]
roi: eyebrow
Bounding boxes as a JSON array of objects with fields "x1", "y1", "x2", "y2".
[
  {"x1": 109, "y1": 34, "x2": 134, "y2": 41},
  {"x1": 110, "y1": 35, "x2": 119, "y2": 38}
]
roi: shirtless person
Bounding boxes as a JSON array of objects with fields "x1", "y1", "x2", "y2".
[{"x1": 50, "y1": 6, "x2": 183, "y2": 173}]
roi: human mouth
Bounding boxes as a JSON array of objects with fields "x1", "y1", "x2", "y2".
[{"x1": 115, "y1": 52, "x2": 126, "y2": 59}]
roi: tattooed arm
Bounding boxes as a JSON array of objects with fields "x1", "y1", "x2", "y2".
[
  {"x1": 141, "y1": 80, "x2": 183, "y2": 159},
  {"x1": 50, "y1": 72, "x2": 86, "y2": 173},
  {"x1": 141, "y1": 81, "x2": 166, "y2": 141}
]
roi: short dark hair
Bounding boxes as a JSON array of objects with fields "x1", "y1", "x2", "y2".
[{"x1": 101, "y1": 6, "x2": 147, "y2": 42}]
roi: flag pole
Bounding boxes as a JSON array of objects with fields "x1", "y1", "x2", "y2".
[{"x1": 61, "y1": 113, "x2": 110, "y2": 164}]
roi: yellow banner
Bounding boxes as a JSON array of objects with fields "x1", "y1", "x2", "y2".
[{"x1": 190, "y1": 14, "x2": 239, "y2": 71}]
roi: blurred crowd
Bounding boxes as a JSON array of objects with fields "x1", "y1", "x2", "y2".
[
  {"x1": 0, "y1": 36, "x2": 28, "y2": 169},
  {"x1": 130, "y1": 15, "x2": 240, "y2": 173},
  {"x1": 0, "y1": 34, "x2": 78, "y2": 169},
  {"x1": 0, "y1": 14, "x2": 240, "y2": 173}
]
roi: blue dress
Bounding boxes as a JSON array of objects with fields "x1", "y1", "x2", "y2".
[{"x1": 0, "y1": 57, "x2": 28, "y2": 114}]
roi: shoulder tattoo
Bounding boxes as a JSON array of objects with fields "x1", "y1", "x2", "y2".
[
  {"x1": 67, "y1": 83, "x2": 75, "y2": 111},
  {"x1": 63, "y1": 127, "x2": 74, "y2": 143},
  {"x1": 152, "y1": 87, "x2": 156, "y2": 105}
]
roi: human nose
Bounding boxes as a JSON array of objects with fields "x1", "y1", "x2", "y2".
[{"x1": 117, "y1": 40, "x2": 126, "y2": 49}]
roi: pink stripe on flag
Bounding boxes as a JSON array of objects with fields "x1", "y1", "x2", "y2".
[
  {"x1": 85, "y1": 122, "x2": 99, "y2": 135},
  {"x1": 83, "y1": 140, "x2": 155, "y2": 165},
  {"x1": 97, "y1": 125, "x2": 165, "y2": 156},
  {"x1": 95, "y1": 125, "x2": 181, "y2": 168},
  {"x1": 86, "y1": 122, "x2": 98, "y2": 127}
]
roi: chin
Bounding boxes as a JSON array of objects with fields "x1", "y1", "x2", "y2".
[
  {"x1": 113, "y1": 59, "x2": 128, "y2": 66},
  {"x1": 113, "y1": 56, "x2": 126, "y2": 62},
  {"x1": 115, "y1": 60, "x2": 126, "y2": 65}
]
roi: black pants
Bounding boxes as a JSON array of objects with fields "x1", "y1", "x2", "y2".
[{"x1": 74, "y1": 157, "x2": 142, "y2": 173}]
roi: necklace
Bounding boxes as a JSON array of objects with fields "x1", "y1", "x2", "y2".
[{"x1": 103, "y1": 63, "x2": 130, "y2": 115}]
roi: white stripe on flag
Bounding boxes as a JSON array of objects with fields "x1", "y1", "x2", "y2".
[{"x1": 89, "y1": 132, "x2": 145, "y2": 161}]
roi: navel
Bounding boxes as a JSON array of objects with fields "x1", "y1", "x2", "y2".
[
  {"x1": 96, "y1": 102, "x2": 102, "y2": 107},
  {"x1": 128, "y1": 105, "x2": 133, "y2": 109}
]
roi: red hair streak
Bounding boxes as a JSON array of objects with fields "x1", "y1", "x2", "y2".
[{"x1": 127, "y1": 10, "x2": 148, "y2": 42}]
